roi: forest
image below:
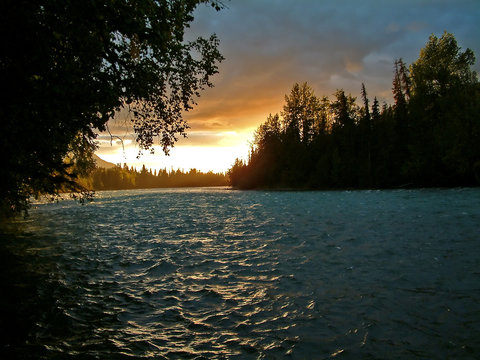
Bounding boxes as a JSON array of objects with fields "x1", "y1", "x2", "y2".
[
  {"x1": 229, "y1": 32, "x2": 480, "y2": 189},
  {"x1": 80, "y1": 165, "x2": 227, "y2": 190}
]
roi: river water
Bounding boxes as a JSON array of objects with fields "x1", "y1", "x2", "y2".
[{"x1": 1, "y1": 188, "x2": 479, "y2": 359}]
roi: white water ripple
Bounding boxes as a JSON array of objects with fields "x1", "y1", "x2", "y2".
[{"x1": 1, "y1": 187, "x2": 480, "y2": 359}]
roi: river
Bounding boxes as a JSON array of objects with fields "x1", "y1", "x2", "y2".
[{"x1": 1, "y1": 188, "x2": 479, "y2": 359}]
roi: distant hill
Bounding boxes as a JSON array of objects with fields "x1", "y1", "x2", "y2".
[{"x1": 93, "y1": 154, "x2": 116, "y2": 169}]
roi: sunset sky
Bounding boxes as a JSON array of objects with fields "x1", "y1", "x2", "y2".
[{"x1": 96, "y1": 0, "x2": 480, "y2": 173}]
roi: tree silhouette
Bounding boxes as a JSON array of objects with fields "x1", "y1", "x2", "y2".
[
  {"x1": 407, "y1": 32, "x2": 479, "y2": 185},
  {"x1": 229, "y1": 33, "x2": 479, "y2": 190},
  {"x1": 0, "y1": 0, "x2": 224, "y2": 216},
  {"x1": 87, "y1": 165, "x2": 227, "y2": 190}
]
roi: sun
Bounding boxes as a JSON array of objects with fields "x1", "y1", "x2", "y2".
[{"x1": 96, "y1": 132, "x2": 252, "y2": 174}]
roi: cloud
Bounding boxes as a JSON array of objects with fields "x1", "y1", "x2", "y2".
[
  {"x1": 136, "y1": 2, "x2": 480, "y2": 131},
  {"x1": 184, "y1": 0, "x2": 480, "y2": 134},
  {"x1": 97, "y1": 0, "x2": 480, "y2": 170}
]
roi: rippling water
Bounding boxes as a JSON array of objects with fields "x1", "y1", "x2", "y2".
[{"x1": 1, "y1": 188, "x2": 480, "y2": 359}]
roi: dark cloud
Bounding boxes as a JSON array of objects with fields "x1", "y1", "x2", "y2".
[
  {"x1": 98, "y1": 0, "x2": 480, "y2": 168},
  {"x1": 186, "y1": 0, "x2": 480, "y2": 132}
]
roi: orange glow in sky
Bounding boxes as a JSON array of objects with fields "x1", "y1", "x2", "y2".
[
  {"x1": 96, "y1": 132, "x2": 254, "y2": 173},
  {"x1": 95, "y1": 1, "x2": 480, "y2": 173}
]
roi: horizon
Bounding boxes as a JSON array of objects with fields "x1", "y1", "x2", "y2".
[{"x1": 95, "y1": 0, "x2": 480, "y2": 173}]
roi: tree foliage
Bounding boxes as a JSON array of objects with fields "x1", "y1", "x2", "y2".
[
  {"x1": 230, "y1": 32, "x2": 480, "y2": 189},
  {"x1": 0, "y1": 0, "x2": 224, "y2": 216}
]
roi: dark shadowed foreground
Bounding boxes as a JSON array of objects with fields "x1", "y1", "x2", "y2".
[{"x1": 1, "y1": 188, "x2": 479, "y2": 359}]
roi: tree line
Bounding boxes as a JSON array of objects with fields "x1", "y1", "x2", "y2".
[
  {"x1": 1, "y1": 0, "x2": 224, "y2": 217},
  {"x1": 229, "y1": 32, "x2": 480, "y2": 189},
  {"x1": 80, "y1": 165, "x2": 227, "y2": 190}
]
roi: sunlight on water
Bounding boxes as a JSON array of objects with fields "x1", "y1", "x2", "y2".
[{"x1": 1, "y1": 188, "x2": 480, "y2": 359}]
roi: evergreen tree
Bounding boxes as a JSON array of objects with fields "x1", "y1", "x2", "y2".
[
  {"x1": 408, "y1": 32, "x2": 478, "y2": 185},
  {"x1": 358, "y1": 83, "x2": 372, "y2": 186},
  {"x1": 228, "y1": 32, "x2": 479, "y2": 190},
  {"x1": 392, "y1": 59, "x2": 410, "y2": 182},
  {"x1": 331, "y1": 90, "x2": 359, "y2": 186}
]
